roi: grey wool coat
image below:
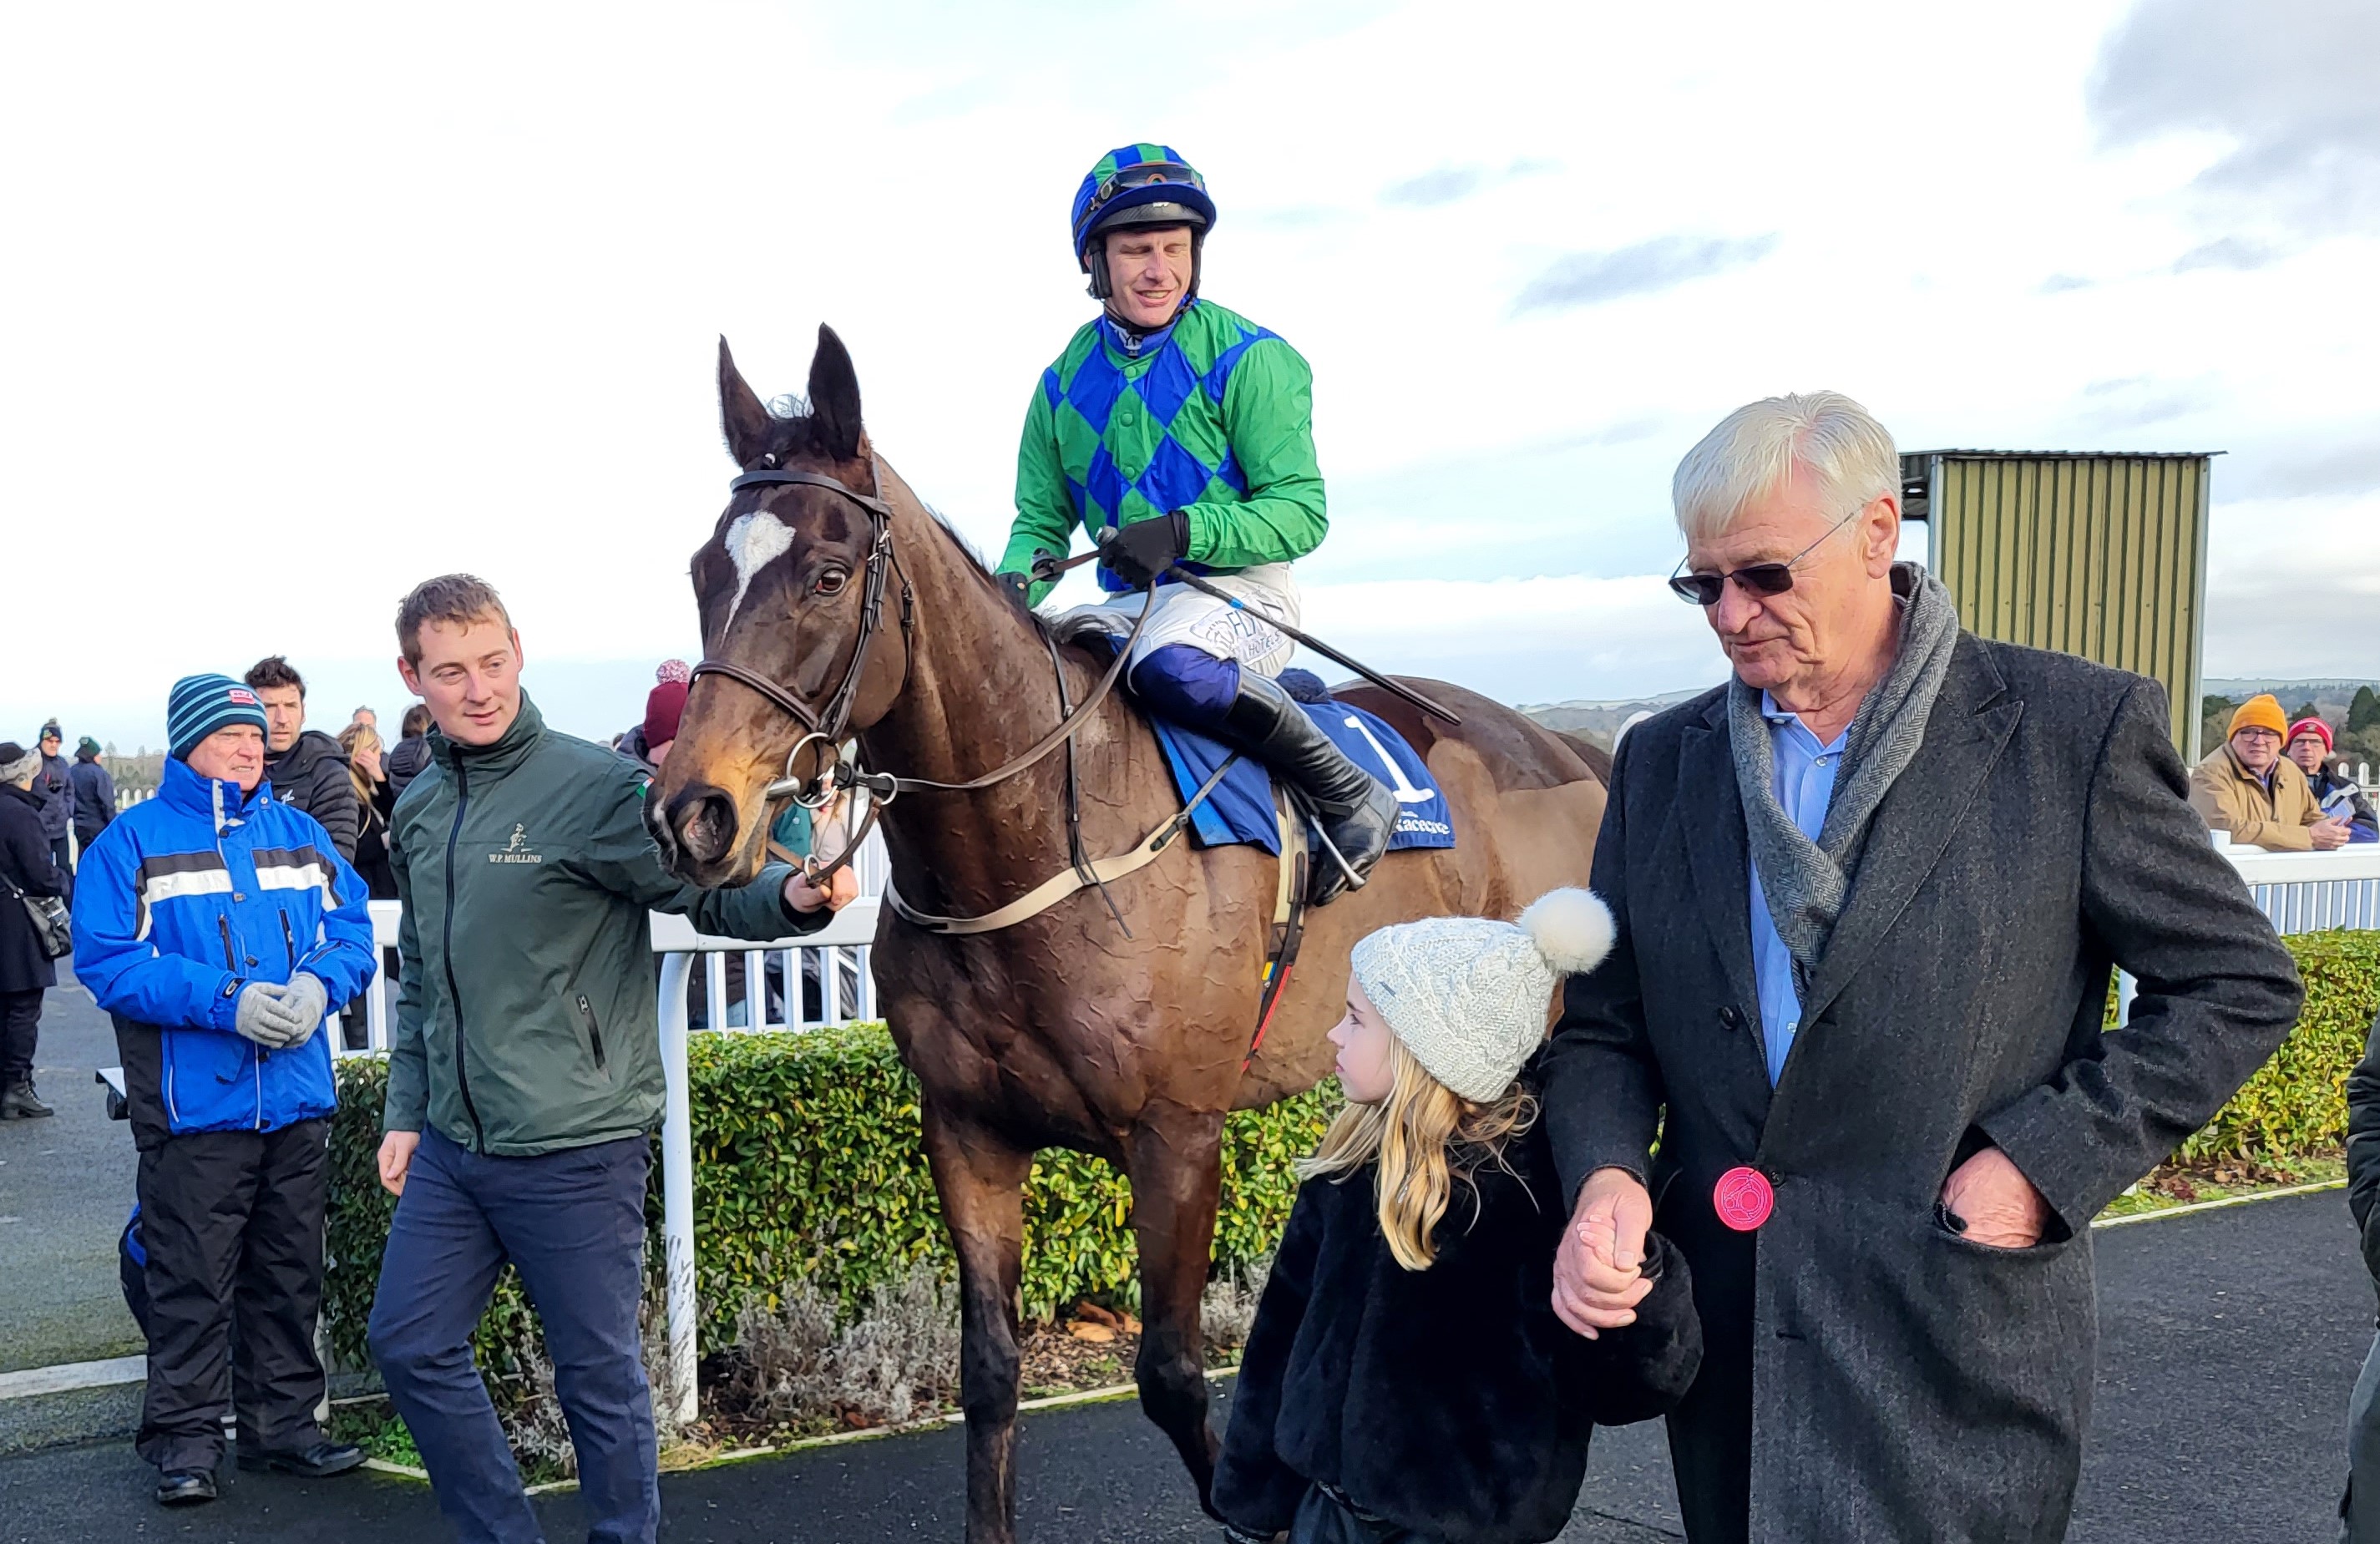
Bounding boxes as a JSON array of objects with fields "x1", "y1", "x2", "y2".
[{"x1": 1542, "y1": 635, "x2": 2303, "y2": 1544}]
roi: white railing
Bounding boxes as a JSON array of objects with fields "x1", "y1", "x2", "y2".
[
  {"x1": 2219, "y1": 838, "x2": 2380, "y2": 934},
  {"x1": 330, "y1": 832, "x2": 891, "y2": 1424}
]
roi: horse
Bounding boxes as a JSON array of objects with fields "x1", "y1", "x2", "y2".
[{"x1": 650, "y1": 324, "x2": 1609, "y2": 1542}]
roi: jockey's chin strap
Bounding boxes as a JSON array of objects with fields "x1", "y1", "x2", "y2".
[{"x1": 688, "y1": 457, "x2": 1157, "y2": 888}]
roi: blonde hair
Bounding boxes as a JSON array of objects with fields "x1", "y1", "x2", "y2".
[
  {"x1": 338, "y1": 722, "x2": 382, "y2": 809},
  {"x1": 1299, "y1": 1035, "x2": 1537, "y2": 1271}
]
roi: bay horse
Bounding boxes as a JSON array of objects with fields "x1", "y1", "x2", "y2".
[{"x1": 651, "y1": 325, "x2": 1608, "y2": 1541}]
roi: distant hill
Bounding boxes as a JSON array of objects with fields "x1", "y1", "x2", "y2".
[
  {"x1": 1517, "y1": 688, "x2": 1709, "y2": 749},
  {"x1": 2203, "y1": 679, "x2": 2380, "y2": 720}
]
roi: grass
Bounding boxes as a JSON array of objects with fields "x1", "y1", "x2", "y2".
[{"x1": 2098, "y1": 1150, "x2": 2346, "y2": 1221}]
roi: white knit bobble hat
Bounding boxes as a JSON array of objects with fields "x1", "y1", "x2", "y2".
[{"x1": 1348, "y1": 888, "x2": 1617, "y2": 1104}]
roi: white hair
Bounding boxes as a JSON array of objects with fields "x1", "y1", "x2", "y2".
[{"x1": 1671, "y1": 391, "x2": 1901, "y2": 544}]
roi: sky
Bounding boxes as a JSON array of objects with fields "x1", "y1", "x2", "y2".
[{"x1": 4, "y1": 0, "x2": 2375, "y2": 749}]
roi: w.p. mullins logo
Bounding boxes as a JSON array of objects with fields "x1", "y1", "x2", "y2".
[{"x1": 489, "y1": 823, "x2": 544, "y2": 864}]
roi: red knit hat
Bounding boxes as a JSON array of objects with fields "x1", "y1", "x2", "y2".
[
  {"x1": 644, "y1": 680, "x2": 689, "y2": 748},
  {"x1": 2287, "y1": 717, "x2": 2333, "y2": 752}
]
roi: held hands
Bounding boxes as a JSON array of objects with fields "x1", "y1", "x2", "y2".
[
  {"x1": 232, "y1": 974, "x2": 328, "y2": 1049},
  {"x1": 1552, "y1": 1167, "x2": 1655, "y2": 1340},
  {"x1": 378, "y1": 1131, "x2": 420, "y2": 1197},
  {"x1": 1938, "y1": 1147, "x2": 2053, "y2": 1248}
]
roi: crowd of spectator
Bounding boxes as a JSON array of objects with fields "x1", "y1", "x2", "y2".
[{"x1": 2191, "y1": 693, "x2": 2378, "y2": 849}]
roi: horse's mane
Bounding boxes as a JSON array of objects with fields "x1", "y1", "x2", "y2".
[{"x1": 751, "y1": 406, "x2": 1091, "y2": 650}]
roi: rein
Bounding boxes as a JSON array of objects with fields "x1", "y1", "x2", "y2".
[{"x1": 688, "y1": 457, "x2": 1152, "y2": 888}]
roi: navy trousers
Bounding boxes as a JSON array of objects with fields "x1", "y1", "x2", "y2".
[{"x1": 368, "y1": 1127, "x2": 656, "y2": 1544}]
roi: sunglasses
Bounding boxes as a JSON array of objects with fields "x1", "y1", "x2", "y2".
[{"x1": 1667, "y1": 505, "x2": 1865, "y2": 607}]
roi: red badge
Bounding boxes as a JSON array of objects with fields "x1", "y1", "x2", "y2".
[{"x1": 1714, "y1": 1166, "x2": 1775, "y2": 1232}]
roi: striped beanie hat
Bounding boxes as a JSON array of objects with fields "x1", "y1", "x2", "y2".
[{"x1": 167, "y1": 674, "x2": 269, "y2": 762}]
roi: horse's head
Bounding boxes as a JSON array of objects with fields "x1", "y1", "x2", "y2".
[{"x1": 651, "y1": 325, "x2": 909, "y2": 887}]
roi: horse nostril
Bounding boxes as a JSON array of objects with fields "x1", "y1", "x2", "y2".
[{"x1": 668, "y1": 785, "x2": 741, "y2": 868}]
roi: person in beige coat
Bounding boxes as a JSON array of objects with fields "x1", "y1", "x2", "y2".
[{"x1": 2190, "y1": 693, "x2": 2351, "y2": 851}]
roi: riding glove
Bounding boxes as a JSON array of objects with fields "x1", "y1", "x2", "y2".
[
  {"x1": 233, "y1": 982, "x2": 301, "y2": 1049},
  {"x1": 997, "y1": 570, "x2": 1030, "y2": 608},
  {"x1": 1101, "y1": 511, "x2": 1191, "y2": 590}
]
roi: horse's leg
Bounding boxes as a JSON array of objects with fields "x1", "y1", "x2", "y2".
[
  {"x1": 921, "y1": 1103, "x2": 1033, "y2": 1544},
  {"x1": 1127, "y1": 1101, "x2": 1228, "y2": 1514}
]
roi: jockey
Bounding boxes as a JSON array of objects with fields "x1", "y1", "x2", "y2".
[{"x1": 997, "y1": 144, "x2": 1397, "y2": 903}]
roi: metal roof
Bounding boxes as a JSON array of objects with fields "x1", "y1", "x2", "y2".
[{"x1": 1901, "y1": 449, "x2": 2226, "y2": 461}]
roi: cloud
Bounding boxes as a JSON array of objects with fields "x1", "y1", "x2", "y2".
[
  {"x1": 2173, "y1": 236, "x2": 2281, "y2": 273},
  {"x1": 2074, "y1": 375, "x2": 2218, "y2": 432},
  {"x1": 2226, "y1": 437, "x2": 2380, "y2": 499},
  {"x1": 1511, "y1": 233, "x2": 1779, "y2": 315},
  {"x1": 2038, "y1": 273, "x2": 2096, "y2": 294},
  {"x1": 2090, "y1": 0, "x2": 2380, "y2": 239},
  {"x1": 1380, "y1": 158, "x2": 1557, "y2": 209}
]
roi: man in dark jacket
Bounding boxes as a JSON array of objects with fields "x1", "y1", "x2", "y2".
[
  {"x1": 73, "y1": 675, "x2": 378, "y2": 1506},
  {"x1": 366, "y1": 575, "x2": 850, "y2": 1544},
  {"x1": 244, "y1": 657, "x2": 360, "y2": 862},
  {"x1": 2341, "y1": 1013, "x2": 2380, "y2": 1538},
  {"x1": 69, "y1": 737, "x2": 116, "y2": 856},
  {"x1": 33, "y1": 721, "x2": 75, "y2": 903},
  {"x1": 385, "y1": 703, "x2": 433, "y2": 802},
  {"x1": 0, "y1": 741, "x2": 63, "y2": 1119},
  {"x1": 1545, "y1": 393, "x2": 2303, "y2": 1543}
]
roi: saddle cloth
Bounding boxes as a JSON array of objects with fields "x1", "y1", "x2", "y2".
[{"x1": 1150, "y1": 693, "x2": 1456, "y2": 856}]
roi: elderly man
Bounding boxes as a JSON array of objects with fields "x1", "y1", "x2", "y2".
[
  {"x1": 2285, "y1": 716, "x2": 2377, "y2": 843},
  {"x1": 2190, "y1": 695, "x2": 2351, "y2": 851},
  {"x1": 33, "y1": 721, "x2": 75, "y2": 902},
  {"x1": 1543, "y1": 392, "x2": 2303, "y2": 1541}
]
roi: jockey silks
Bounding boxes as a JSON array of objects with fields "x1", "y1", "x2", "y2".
[{"x1": 1001, "y1": 298, "x2": 1326, "y2": 605}]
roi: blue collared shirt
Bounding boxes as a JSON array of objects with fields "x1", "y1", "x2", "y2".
[{"x1": 1747, "y1": 692, "x2": 1848, "y2": 1085}]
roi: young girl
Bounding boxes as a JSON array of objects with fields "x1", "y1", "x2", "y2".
[{"x1": 1213, "y1": 889, "x2": 1702, "y2": 1544}]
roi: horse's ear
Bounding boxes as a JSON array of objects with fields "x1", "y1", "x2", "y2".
[
  {"x1": 808, "y1": 324, "x2": 864, "y2": 463},
  {"x1": 718, "y1": 336, "x2": 771, "y2": 467}
]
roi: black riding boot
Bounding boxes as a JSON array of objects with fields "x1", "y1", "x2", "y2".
[{"x1": 1219, "y1": 673, "x2": 1398, "y2": 904}]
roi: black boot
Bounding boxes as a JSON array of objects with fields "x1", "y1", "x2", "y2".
[
  {"x1": 0, "y1": 1081, "x2": 53, "y2": 1119},
  {"x1": 1219, "y1": 674, "x2": 1398, "y2": 904}
]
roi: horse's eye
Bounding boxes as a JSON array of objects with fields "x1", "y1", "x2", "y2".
[{"x1": 815, "y1": 568, "x2": 849, "y2": 596}]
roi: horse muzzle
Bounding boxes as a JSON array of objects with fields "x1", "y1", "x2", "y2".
[{"x1": 651, "y1": 781, "x2": 749, "y2": 885}]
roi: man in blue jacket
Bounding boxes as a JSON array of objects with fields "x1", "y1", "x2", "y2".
[{"x1": 73, "y1": 674, "x2": 378, "y2": 1507}]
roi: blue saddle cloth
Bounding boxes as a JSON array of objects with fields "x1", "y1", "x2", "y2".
[{"x1": 1151, "y1": 696, "x2": 1456, "y2": 856}]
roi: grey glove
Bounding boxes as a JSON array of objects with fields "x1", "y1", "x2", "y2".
[
  {"x1": 261, "y1": 972, "x2": 328, "y2": 1048},
  {"x1": 234, "y1": 981, "x2": 301, "y2": 1049}
]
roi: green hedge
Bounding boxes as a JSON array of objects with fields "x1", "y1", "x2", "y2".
[
  {"x1": 2180, "y1": 929, "x2": 2380, "y2": 1161},
  {"x1": 322, "y1": 1022, "x2": 1337, "y2": 1370},
  {"x1": 322, "y1": 930, "x2": 2380, "y2": 1374}
]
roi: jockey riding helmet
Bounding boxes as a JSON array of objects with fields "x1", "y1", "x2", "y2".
[{"x1": 1071, "y1": 144, "x2": 1216, "y2": 304}]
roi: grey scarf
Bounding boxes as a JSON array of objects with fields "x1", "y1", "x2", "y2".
[{"x1": 1730, "y1": 563, "x2": 1962, "y2": 995}]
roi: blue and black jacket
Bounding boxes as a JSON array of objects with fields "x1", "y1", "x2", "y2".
[{"x1": 72, "y1": 757, "x2": 376, "y2": 1145}]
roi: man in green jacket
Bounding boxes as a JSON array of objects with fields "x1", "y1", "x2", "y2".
[
  {"x1": 366, "y1": 574, "x2": 844, "y2": 1544},
  {"x1": 995, "y1": 143, "x2": 1397, "y2": 903}
]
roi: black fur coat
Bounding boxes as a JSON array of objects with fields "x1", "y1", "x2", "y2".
[{"x1": 1213, "y1": 1113, "x2": 1703, "y2": 1543}]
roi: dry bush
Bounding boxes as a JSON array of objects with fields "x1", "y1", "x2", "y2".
[
  {"x1": 1201, "y1": 1255, "x2": 1272, "y2": 1351},
  {"x1": 722, "y1": 1262, "x2": 962, "y2": 1428}
]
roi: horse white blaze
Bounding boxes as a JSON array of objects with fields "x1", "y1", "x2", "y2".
[{"x1": 722, "y1": 510, "x2": 795, "y2": 625}]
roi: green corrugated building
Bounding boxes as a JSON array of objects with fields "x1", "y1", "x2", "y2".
[{"x1": 1901, "y1": 451, "x2": 2218, "y2": 759}]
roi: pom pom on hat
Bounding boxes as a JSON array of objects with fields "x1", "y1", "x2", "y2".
[
  {"x1": 1350, "y1": 888, "x2": 1618, "y2": 1105},
  {"x1": 1518, "y1": 888, "x2": 1617, "y2": 975},
  {"x1": 656, "y1": 659, "x2": 691, "y2": 686}
]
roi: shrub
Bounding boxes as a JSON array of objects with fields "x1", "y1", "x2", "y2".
[
  {"x1": 324, "y1": 1022, "x2": 1339, "y2": 1371},
  {"x1": 2180, "y1": 929, "x2": 2380, "y2": 1162}
]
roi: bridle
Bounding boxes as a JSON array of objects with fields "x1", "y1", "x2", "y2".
[{"x1": 686, "y1": 456, "x2": 1152, "y2": 884}]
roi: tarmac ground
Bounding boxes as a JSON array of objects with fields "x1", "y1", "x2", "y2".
[{"x1": 0, "y1": 1184, "x2": 2366, "y2": 1542}]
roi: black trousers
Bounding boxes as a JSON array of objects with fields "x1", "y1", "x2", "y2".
[
  {"x1": 135, "y1": 1119, "x2": 331, "y2": 1473},
  {"x1": 0, "y1": 989, "x2": 39, "y2": 1086},
  {"x1": 48, "y1": 837, "x2": 73, "y2": 905},
  {"x1": 1287, "y1": 1484, "x2": 1441, "y2": 1542}
]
